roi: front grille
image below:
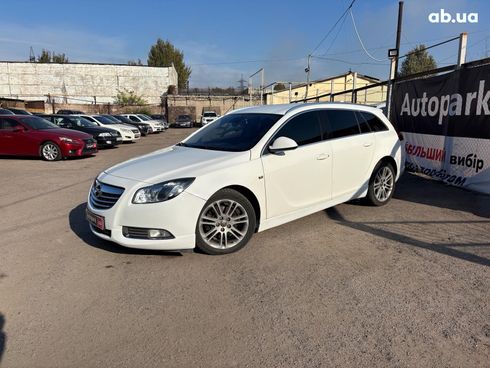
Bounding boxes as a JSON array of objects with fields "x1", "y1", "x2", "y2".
[{"x1": 89, "y1": 181, "x2": 124, "y2": 210}]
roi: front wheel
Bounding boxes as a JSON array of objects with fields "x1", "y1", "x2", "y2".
[
  {"x1": 196, "y1": 189, "x2": 256, "y2": 255},
  {"x1": 366, "y1": 163, "x2": 395, "y2": 206},
  {"x1": 40, "y1": 141, "x2": 62, "y2": 161}
]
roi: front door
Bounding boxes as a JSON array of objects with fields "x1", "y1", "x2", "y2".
[{"x1": 261, "y1": 111, "x2": 332, "y2": 219}]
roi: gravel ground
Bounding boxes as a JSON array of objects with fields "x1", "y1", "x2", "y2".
[{"x1": 0, "y1": 129, "x2": 489, "y2": 367}]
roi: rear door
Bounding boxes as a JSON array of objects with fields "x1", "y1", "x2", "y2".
[
  {"x1": 261, "y1": 111, "x2": 332, "y2": 219},
  {"x1": 319, "y1": 109, "x2": 375, "y2": 199},
  {"x1": 0, "y1": 118, "x2": 34, "y2": 155}
]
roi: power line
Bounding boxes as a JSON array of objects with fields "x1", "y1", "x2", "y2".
[
  {"x1": 349, "y1": 8, "x2": 385, "y2": 62},
  {"x1": 311, "y1": 0, "x2": 357, "y2": 55},
  {"x1": 311, "y1": 55, "x2": 389, "y2": 66},
  {"x1": 320, "y1": 12, "x2": 349, "y2": 56},
  {"x1": 189, "y1": 56, "x2": 305, "y2": 66}
]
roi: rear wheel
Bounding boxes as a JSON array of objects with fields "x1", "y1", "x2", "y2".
[
  {"x1": 366, "y1": 162, "x2": 395, "y2": 206},
  {"x1": 196, "y1": 189, "x2": 256, "y2": 255},
  {"x1": 40, "y1": 141, "x2": 62, "y2": 161}
]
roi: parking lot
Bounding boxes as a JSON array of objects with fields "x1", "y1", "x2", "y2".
[{"x1": 0, "y1": 128, "x2": 489, "y2": 367}]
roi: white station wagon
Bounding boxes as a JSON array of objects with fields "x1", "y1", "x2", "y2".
[{"x1": 86, "y1": 103, "x2": 404, "y2": 255}]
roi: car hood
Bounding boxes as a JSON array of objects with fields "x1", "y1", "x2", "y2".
[
  {"x1": 39, "y1": 128, "x2": 92, "y2": 140},
  {"x1": 103, "y1": 123, "x2": 135, "y2": 130},
  {"x1": 104, "y1": 146, "x2": 250, "y2": 184}
]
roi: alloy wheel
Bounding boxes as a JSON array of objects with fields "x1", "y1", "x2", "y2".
[
  {"x1": 42, "y1": 143, "x2": 59, "y2": 161},
  {"x1": 198, "y1": 199, "x2": 249, "y2": 249},
  {"x1": 373, "y1": 166, "x2": 394, "y2": 202}
]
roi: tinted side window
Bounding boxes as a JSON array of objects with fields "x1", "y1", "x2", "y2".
[
  {"x1": 359, "y1": 111, "x2": 388, "y2": 132},
  {"x1": 129, "y1": 116, "x2": 139, "y2": 122},
  {"x1": 356, "y1": 112, "x2": 371, "y2": 133},
  {"x1": 322, "y1": 110, "x2": 360, "y2": 139},
  {"x1": 275, "y1": 111, "x2": 322, "y2": 146},
  {"x1": 0, "y1": 118, "x2": 20, "y2": 130}
]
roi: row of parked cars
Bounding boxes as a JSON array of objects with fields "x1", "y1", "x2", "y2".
[{"x1": 0, "y1": 108, "x2": 169, "y2": 161}]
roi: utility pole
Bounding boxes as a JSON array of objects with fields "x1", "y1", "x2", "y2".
[
  {"x1": 393, "y1": 1, "x2": 404, "y2": 77},
  {"x1": 457, "y1": 32, "x2": 468, "y2": 68},
  {"x1": 387, "y1": 1, "x2": 404, "y2": 119},
  {"x1": 305, "y1": 54, "x2": 311, "y2": 100}
]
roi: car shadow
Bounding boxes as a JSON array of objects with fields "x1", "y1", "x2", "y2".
[
  {"x1": 327, "y1": 172, "x2": 490, "y2": 267},
  {"x1": 69, "y1": 203, "x2": 183, "y2": 256},
  {"x1": 0, "y1": 313, "x2": 5, "y2": 364},
  {"x1": 394, "y1": 172, "x2": 490, "y2": 218}
]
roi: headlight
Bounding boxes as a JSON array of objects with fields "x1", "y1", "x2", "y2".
[
  {"x1": 98, "y1": 132, "x2": 111, "y2": 137},
  {"x1": 132, "y1": 178, "x2": 195, "y2": 204},
  {"x1": 59, "y1": 137, "x2": 75, "y2": 143},
  {"x1": 122, "y1": 128, "x2": 131, "y2": 133}
]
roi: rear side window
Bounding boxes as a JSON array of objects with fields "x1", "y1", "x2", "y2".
[
  {"x1": 275, "y1": 111, "x2": 322, "y2": 146},
  {"x1": 320, "y1": 109, "x2": 360, "y2": 139},
  {"x1": 0, "y1": 118, "x2": 20, "y2": 130},
  {"x1": 358, "y1": 111, "x2": 388, "y2": 132}
]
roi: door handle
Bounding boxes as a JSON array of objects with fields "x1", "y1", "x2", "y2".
[
  {"x1": 363, "y1": 142, "x2": 373, "y2": 147},
  {"x1": 316, "y1": 153, "x2": 329, "y2": 160}
]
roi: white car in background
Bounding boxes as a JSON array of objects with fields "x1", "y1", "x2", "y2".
[
  {"x1": 86, "y1": 103, "x2": 403, "y2": 255},
  {"x1": 79, "y1": 115, "x2": 140, "y2": 142},
  {"x1": 201, "y1": 111, "x2": 219, "y2": 125},
  {"x1": 122, "y1": 114, "x2": 165, "y2": 133}
]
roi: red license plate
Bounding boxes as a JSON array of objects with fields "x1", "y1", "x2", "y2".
[{"x1": 86, "y1": 209, "x2": 105, "y2": 230}]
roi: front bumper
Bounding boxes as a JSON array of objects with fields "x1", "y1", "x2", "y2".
[
  {"x1": 62, "y1": 141, "x2": 97, "y2": 156},
  {"x1": 96, "y1": 137, "x2": 122, "y2": 147},
  {"x1": 86, "y1": 174, "x2": 206, "y2": 250}
]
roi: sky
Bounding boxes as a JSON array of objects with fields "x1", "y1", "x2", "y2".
[{"x1": 0, "y1": 0, "x2": 488, "y2": 88}]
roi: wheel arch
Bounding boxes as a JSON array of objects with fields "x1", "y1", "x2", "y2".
[
  {"x1": 222, "y1": 185, "x2": 261, "y2": 232},
  {"x1": 375, "y1": 155, "x2": 397, "y2": 176}
]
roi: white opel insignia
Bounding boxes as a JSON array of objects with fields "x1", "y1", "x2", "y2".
[{"x1": 86, "y1": 103, "x2": 404, "y2": 255}]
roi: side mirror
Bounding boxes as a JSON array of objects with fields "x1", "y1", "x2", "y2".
[
  {"x1": 13, "y1": 127, "x2": 24, "y2": 133},
  {"x1": 269, "y1": 136, "x2": 298, "y2": 154}
]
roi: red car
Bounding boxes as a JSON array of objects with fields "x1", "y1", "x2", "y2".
[{"x1": 0, "y1": 115, "x2": 97, "y2": 161}]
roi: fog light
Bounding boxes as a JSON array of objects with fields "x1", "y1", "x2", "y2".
[
  {"x1": 148, "y1": 229, "x2": 171, "y2": 238},
  {"x1": 122, "y1": 226, "x2": 174, "y2": 240}
]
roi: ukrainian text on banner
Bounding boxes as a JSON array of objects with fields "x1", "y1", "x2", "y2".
[{"x1": 391, "y1": 63, "x2": 490, "y2": 194}]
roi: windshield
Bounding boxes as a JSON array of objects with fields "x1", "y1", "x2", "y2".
[
  {"x1": 101, "y1": 115, "x2": 120, "y2": 123},
  {"x1": 178, "y1": 115, "x2": 191, "y2": 121},
  {"x1": 203, "y1": 112, "x2": 217, "y2": 117},
  {"x1": 181, "y1": 113, "x2": 281, "y2": 152},
  {"x1": 74, "y1": 117, "x2": 98, "y2": 127},
  {"x1": 21, "y1": 116, "x2": 58, "y2": 130},
  {"x1": 94, "y1": 115, "x2": 118, "y2": 125},
  {"x1": 137, "y1": 114, "x2": 151, "y2": 121},
  {"x1": 114, "y1": 115, "x2": 132, "y2": 123}
]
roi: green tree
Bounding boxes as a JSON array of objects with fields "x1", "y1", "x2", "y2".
[
  {"x1": 37, "y1": 49, "x2": 52, "y2": 63},
  {"x1": 128, "y1": 59, "x2": 143, "y2": 66},
  {"x1": 37, "y1": 49, "x2": 69, "y2": 63},
  {"x1": 114, "y1": 89, "x2": 147, "y2": 105},
  {"x1": 52, "y1": 53, "x2": 69, "y2": 63},
  {"x1": 399, "y1": 44, "x2": 437, "y2": 77},
  {"x1": 147, "y1": 38, "x2": 191, "y2": 90}
]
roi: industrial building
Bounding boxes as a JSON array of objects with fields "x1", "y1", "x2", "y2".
[
  {"x1": 0, "y1": 61, "x2": 178, "y2": 104},
  {"x1": 266, "y1": 71, "x2": 386, "y2": 105}
]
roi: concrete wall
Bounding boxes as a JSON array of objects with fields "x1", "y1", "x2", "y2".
[{"x1": 0, "y1": 62, "x2": 178, "y2": 104}]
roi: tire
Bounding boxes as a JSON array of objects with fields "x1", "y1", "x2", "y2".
[
  {"x1": 40, "y1": 141, "x2": 62, "y2": 161},
  {"x1": 366, "y1": 162, "x2": 396, "y2": 206},
  {"x1": 195, "y1": 189, "x2": 256, "y2": 255}
]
